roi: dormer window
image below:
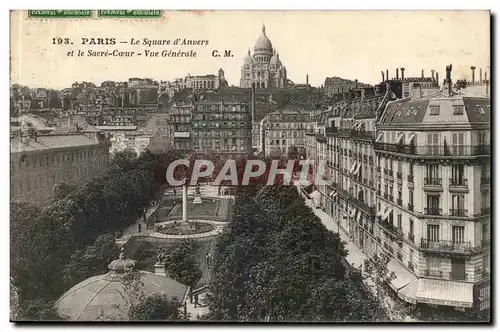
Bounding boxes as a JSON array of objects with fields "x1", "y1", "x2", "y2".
[
  {"x1": 430, "y1": 106, "x2": 440, "y2": 115},
  {"x1": 477, "y1": 105, "x2": 486, "y2": 115},
  {"x1": 453, "y1": 105, "x2": 464, "y2": 115}
]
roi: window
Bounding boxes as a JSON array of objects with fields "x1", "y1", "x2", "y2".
[
  {"x1": 451, "y1": 164, "x2": 465, "y2": 184},
  {"x1": 427, "y1": 224, "x2": 440, "y2": 242},
  {"x1": 426, "y1": 194, "x2": 440, "y2": 214},
  {"x1": 409, "y1": 219, "x2": 414, "y2": 236},
  {"x1": 482, "y1": 190, "x2": 489, "y2": 209},
  {"x1": 409, "y1": 162, "x2": 414, "y2": 177},
  {"x1": 426, "y1": 164, "x2": 440, "y2": 180},
  {"x1": 452, "y1": 226, "x2": 465, "y2": 244},
  {"x1": 451, "y1": 194, "x2": 465, "y2": 214},
  {"x1": 430, "y1": 106, "x2": 440, "y2": 115},
  {"x1": 453, "y1": 105, "x2": 464, "y2": 115},
  {"x1": 397, "y1": 214, "x2": 402, "y2": 230},
  {"x1": 451, "y1": 132, "x2": 465, "y2": 155},
  {"x1": 478, "y1": 131, "x2": 487, "y2": 145},
  {"x1": 477, "y1": 105, "x2": 486, "y2": 115}
]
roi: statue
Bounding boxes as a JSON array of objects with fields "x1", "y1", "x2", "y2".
[
  {"x1": 156, "y1": 246, "x2": 167, "y2": 264},
  {"x1": 446, "y1": 64, "x2": 452, "y2": 82},
  {"x1": 195, "y1": 184, "x2": 201, "y2": 195}
]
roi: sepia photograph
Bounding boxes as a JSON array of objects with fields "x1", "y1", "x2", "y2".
[{"x1": 9, "y1": 9, "x2": 491, "y2": 323}]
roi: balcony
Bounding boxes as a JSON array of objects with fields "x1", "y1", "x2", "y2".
[
  {"x1": 396, "y1": 172, "x2": 402, "y2": 181},
  {"x1": 351, "y1": 130, "x2": 375, "y2": 140},
  {"x1": 449, "y1": 209, "x2": 468, "y2": 217},
  {"x1": 449, "y1": 272, "x2": 467, "y2": 281},
  {"x1": 408, "y1": 204, "x2": 414, "y2": 212},
  {"x1": 379, "y1": 219, "x2": 403, "y2": 243},
  {"x1": 449, "y1": 178, "x2": 469, "y2": 192},
  {"x1": 408, "y1": 233, "x2": 415, "y2": 243},
  {"x1": 376, "y1": 190, "x2": 381, "y2": 196},
  {"x1": 423, "y1": 177, "x2": 443, "y2": 191},
  {"x1": 424, "y1": 207, "x2": 442, "y2": 216},
  {"x1": 421, "y1": 239, "x2": 476, "y2": 254},
  {"x1": 374, "y1": 142, "x2": 491, "y2": 157},
  {"x1": 425, "y1": 270, "x2": 443, "y2": 278}
]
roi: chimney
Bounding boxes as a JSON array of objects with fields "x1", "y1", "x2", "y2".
[
  {"x1": 306, "y1": 74, "x2": 309, "y2": 85},
  {"x1": 401, "y1": 68, "x2": 405, "y2": 80},
  {"x1": 443, "y1": 64, "x2": 453, "y2": 97},
  {"x1": 421, "y1": 69, "x2": 424, "y2": 79},
  {"x1": 471, "y1": 66, "x2": 476, "y2": 84},
  {"x1": 396, "y1": 68, "x2": 399, "y2": 80},
  {"x1": 431, "y1": 70, "x2": 435, "y2": 82},
  {"x1": 386, "y1": 70, "x2": 389, "y2": 81},
  {"x1": 251, "y1": 83, "x2": 256, "y2": 122},
  {"x1": 355, "y1": 79, "x2": 358, "y2": 90},
  {"x1": 479, "y1": 68, "x2": 483, "y2": 83},
  {"x1": 485, "y1": 70, "x2": 488, "y2": 82},
  {"x1": 381, "y1": 71, "x2": 385, "y2": 82}
]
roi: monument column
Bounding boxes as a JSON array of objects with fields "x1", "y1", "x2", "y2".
[{"x1": 182, "y1": 183, "x2": 188, "y2": 223}]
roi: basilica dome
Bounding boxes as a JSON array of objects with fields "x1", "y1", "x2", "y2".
[
  {"x1": 55, "y1": 248, "x2": 189, "y2": 321},
  {"x1": 254, "y1": 25, "x2": 273, "y2": 54}
]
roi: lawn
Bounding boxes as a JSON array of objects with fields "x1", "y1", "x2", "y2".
[{"x1": 170, "y1": 200, "x2": 218, "y2": 217}]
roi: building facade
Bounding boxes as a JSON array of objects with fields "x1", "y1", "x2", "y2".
[
  {"x1": 191, "y1": 101, "x2": 253, "y2": 159},
  {"x1": 10, "y1": 131, "x2": 110, "y2": 206},
  {"x1": 306, "y1": 66, "x2": 490, "y2": 315},
  {"x1": 240, "y1": 25, "x2": 288, "y2": 89}
]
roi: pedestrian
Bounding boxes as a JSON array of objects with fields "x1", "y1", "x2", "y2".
[
  {"x1": 194, "y1": 293, "x2": 199, "y2": 308},
  {"x1": 189, "y1": 289, "x2": 193, "y2": 304},
  {"x1": 205, "y1": 252, "x2": 209, "y2": 265},
  {"x1": 137, "y1": 223, "x2": 142, "y2": 233}
]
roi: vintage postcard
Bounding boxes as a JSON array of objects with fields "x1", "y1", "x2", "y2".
[{"x1": 9, "y1": 10, "x2": 491, "y2": 323}]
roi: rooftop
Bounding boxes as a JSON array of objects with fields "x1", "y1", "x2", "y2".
[{"x1": 11, "y1": 134, "x2": 102, "y2": 153}]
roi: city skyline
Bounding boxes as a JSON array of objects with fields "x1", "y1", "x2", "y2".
[{"x1": 11, "y1": 11, "x2": 489, "y2": 90}]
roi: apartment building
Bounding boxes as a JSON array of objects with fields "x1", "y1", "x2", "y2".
[
  {"x1": 10, "y1": 131, "x2": 110, "y2": 206},
  {"x1": 373, "y1": 68, "x2": 490, "y2": 313},
  {"x1": 306, "y1": 67, "x2": 490, "y2": 315}
]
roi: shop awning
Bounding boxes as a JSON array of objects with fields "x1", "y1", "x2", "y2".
[
  {"x1": 381, "y1": 208, "x2": 392, "y2": 221},
  {"x1": 407, "y1": 132, "x2": 415, "y2": 143},
  {"x1": 350, "y1": 163, "x2": 357, "y2": 173},
  {"x1": 376, "y1": 204, "x2": 386, "y2": 217},
  {"x1": 416, "y1": 279, "x2": 474, "y2": 308},
  {"x1": 387, "y1": 258, "x2": 417, "y2": 292},
  {"x1": 398, "y1": 279, "x2": 418, "y2": 304},
  {"x1": 356, "y1": 210, "x2": 362, "y2": 222},
  {"x1": 396, "y1": 132, "x2": 405, "y2": 144},
  {"x1": 330, "y1": 191, "x2": 338, "y2": 199},
  {"x1": 353, "y1": 163, "x2": 361, "y2": 176},
  {"x1": 303, "y1": 184, "x2": 314, "y2": 194},
  {"x1": 376, "y1": 132, "x2": 383, "y2": 142},
  {"x1": 349, "y1": 207, "x2": 357, "y2": 218}
]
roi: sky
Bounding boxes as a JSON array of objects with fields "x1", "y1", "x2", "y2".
[{"x1": 10, "y1": 10, "x2": 490, "y2": 90}]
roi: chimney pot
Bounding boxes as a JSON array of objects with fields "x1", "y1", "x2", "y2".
[
  {"x1": 401, "y1": 68, "x2": 405, "y2": 80},
  {"x1": 381, "y1": 71, "x2": 385, "y2": 82},
  {"x1": 421, "y1": 69, "x2": 424, "y2": 78},
  {"x1": 396, "y1": 68, "x2": 399, "y2": 80},
  {"x1": 386, "y1": 70, "x2": 389, "y2": 82},
  {"x1": 479, "y1": 68, "x2": 483, "y2": 83},
  {"x1": 431, "y1": 70, "x2": 435, "y2": 81}
]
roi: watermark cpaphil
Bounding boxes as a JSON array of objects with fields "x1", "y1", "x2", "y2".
[{"x1": 165, "y1": 158, "x2": 333, "y2": 186}]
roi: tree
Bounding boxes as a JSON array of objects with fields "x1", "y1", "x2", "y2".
[
  {"x1": 207, "y1": 186, "x2": 379, "y2": 322},
  {"x1": 53, "y1": 181, "x2": 72, "y2": 200},
  {"x1": 130, "y1": 294, "x2": 185, "y2": 321},
  {"x1": 163, "y1": 239, "x2": 202, "y2": 288}
]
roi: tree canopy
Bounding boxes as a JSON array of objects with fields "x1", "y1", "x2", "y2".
[{"x1": 206, "y1": 184, "x2": 380, "y2": 322}]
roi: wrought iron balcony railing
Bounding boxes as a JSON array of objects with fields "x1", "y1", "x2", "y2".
[
  {"x1": 408, "y1": 204, "x2": 414, "y2": 212},
  {"x1": 449, "y1": 178, "x2": 468, "y2": 187},
  {"x1": 424, "y1": 207, "x2": 442, "y2": 215},
  {"x1": 421, "y1": 239, "x2": 476, "y2": 253},
  {"x1": 374, "y1": 142, "x2": 491, "y2": 157},
  {"x1": 449, "y1": 209, "x2": 468, "y2": 217},
  {"x1": 424, "y1": 177, "x2": 442, "y2": 186},
  {"x1": 397, "y1": 172, "x2": 403, "y2": 180}
]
